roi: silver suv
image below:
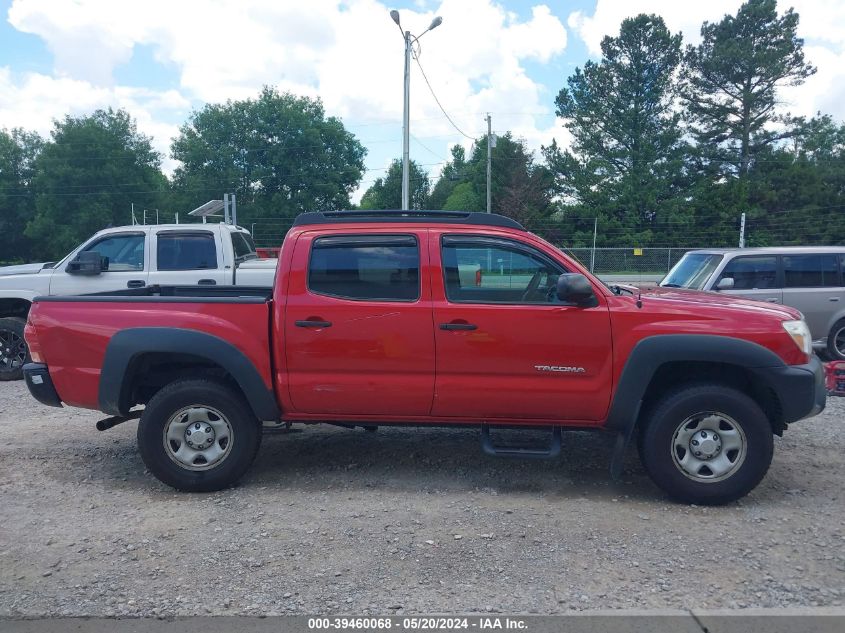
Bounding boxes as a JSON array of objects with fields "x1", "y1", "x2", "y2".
[{"x1": 661, "y1": 247, "x2": 845, "y2": 359}]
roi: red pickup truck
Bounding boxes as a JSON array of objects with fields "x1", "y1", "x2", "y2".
[{"x1": 22, "y1": 211, "x2": 825, "y2": 504}]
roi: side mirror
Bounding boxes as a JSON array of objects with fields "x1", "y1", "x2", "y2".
[
  {"x1": 67, "y1": 250, "x2": 105, "y2": 276},
  {"x1": 556, "y1": 273, "x2": 598, "y2": 307},
  {"x1": 715, "y1": 277, "x2": 734, "y2": 291}
]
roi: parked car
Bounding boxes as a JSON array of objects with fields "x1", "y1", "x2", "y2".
[
  {"x1": 23, "y1": 211, "x2": 825, "y2": 505},
  {"x1": 661, "y1": 247, "x2": 845, "y2": 360},
  {"x1": 0, "y1": 223, "x2": 276, "y2": 380}
]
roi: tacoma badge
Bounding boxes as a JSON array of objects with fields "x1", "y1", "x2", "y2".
[{"x1": 534, "y1": 365, "x2": 586, "y2": 373}]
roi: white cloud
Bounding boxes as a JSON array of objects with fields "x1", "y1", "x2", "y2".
[
  {"x1": 0, "y1": 69, "x2": 186, "y2": 171},
  {"x1": 567, "y1": 1, "x2": 738, "y2": 57},
  {"x1": 567, "y1": 0, "x2": 845, "y2": 122},
  {"x1": 3, "y1": 0, "x2": 569, "y2": 183}
]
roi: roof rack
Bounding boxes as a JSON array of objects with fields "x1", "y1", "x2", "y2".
[{"x1": 293, "y1": 210, "x2": 525, "y2": 231}]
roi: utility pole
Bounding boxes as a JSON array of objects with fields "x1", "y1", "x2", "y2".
[
  {"x1": 739, "y1": 212, "x2": 746, "y2": 248},
  {"x1": 390, "y1": 11, "x2": 442, "y2": 211},
  {"x1": 402, "y1": 29, "x2": 411, "y2": 211},
  {"x1": 486, "y1": 113, "x2": 492, "y2": 213},
  {"x1": 591, "y1": 217, "x2": 598, "y2": 273}
]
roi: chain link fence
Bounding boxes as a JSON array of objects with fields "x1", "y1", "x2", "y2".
[{"x1": 562, "y1": 247, "x2": 712, "y2": 275}]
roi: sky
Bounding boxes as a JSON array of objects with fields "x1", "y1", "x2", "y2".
[{"x1": 1, "y1": 0, "x2": 845, "y2": 205}]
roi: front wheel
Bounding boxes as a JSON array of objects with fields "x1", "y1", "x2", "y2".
[
  {"x1": 638, "y1": 384, "x2": 773, "y2": 505},
  {"x1": 137, "y1": 379, "x2": 262, "y2": 492},
  {"x1": 0, "y1": 317, "x2": 29, "y2": 381}
]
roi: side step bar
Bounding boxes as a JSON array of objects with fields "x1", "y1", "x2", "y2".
[{"x1": 480, "y1": 424, "x2": 561, "y2": 459}]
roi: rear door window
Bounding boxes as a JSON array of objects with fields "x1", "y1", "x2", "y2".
[
  {"x1": 783, "y1": 254, "x2": 840, "y2": 288},
  {"x1": 156, "y1": 232, "x2": 218, "y2": 271},
  {"x1": 308, "y1": 235, "x2": 419, "y2": 302},
  {"x1": 717, "y1": 256, "x2": 779, "y2": 290}
]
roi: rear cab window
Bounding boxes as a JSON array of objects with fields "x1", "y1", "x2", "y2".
[
  {"x1": 308, "y1": 235, "x2": 420, "y2": 302},
  {"x1": 232, "y1": 232, "x2": 258, "y2": 262}
]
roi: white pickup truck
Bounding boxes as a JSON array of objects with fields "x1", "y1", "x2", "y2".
[{"x1": 0, "y1": 223, "x2": 276, "y2": 380}]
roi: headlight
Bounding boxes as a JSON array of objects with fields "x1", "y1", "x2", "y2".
[{"x1": 782, "y1": 320, "x2": 812, "y2": 356}]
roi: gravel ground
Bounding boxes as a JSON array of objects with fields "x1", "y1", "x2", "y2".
[{"x1": 1, "y1": 380, "x2": 844, "y2": 617}]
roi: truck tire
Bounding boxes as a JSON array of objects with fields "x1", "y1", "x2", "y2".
[
  {"x1": 637, "y1": 384, "x2": 773, "y2": 505},
  {"x1": 0, "y1": 317, "x2": 30, "y2": 382},
  {"x1": 826, "y1": 319, "x2": 845, "y2": 360},
  {"x1": 137, "y1": 379, "x2": 262, "y2": 492}
]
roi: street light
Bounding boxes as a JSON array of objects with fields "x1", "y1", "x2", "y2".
[{"x1": 389, "y1": 10, "x2": 442, "y2": 210}]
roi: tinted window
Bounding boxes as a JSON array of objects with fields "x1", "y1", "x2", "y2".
[
  {"x1": 783, "y1": 254, "x2": 840, "y2": 288},
  {"x1": 308, "y1": 235, "x2": 419, "y2": 301},
  {"x1": 233, "y1": 232, "x2": 257, "y2": 260},
  {"x1": 83, "y1": 234, "x2": 144, "y2": 272},
  {"x1": 157, "y1": 233, "x2": 218, "y2": 271},
  {"x1": 718, "y1": 256, "x2": 778, "y2": 290},
  {"x1": 442, "y1": 238, "x2": 564, "y2": 304}
]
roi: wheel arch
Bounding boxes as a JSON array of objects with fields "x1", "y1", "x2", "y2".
[
  {"x1": 99, "y1": 328, "x2": 280, "y2": 422},
  {"x1": 606, "y1": 335, "x2": 788, "y2": 437},
  {"x1": 0, "y1": 298, "x2": 32, "y2": 319}
]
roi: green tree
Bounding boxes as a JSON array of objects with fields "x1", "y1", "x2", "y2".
[
  {"x1": 171, "y1": 87, "x2": 366, "y2": 227},
  {"x1": 429, "y1": 134, "x2": 554, "y2": 232},
  {"x1": 468, "y1": 134, "x2": 555, "y2": 229},
  {"x1": 429, "y1": 145, "x2": 468, "y2": 209},
  {"x1": 745, "y1": 115, "x2": 845, "y2": 245},
  {"x1": 443, "y1": 182, "x2": 480, "y2": 211},
  {"x1": 358, "y1": 159, "x2": 430, "y2": 210},
  {"x1": 26, "y1": 109, "x2": 165, "y2": 259},
  {"x1": 682, "y1": 0, "x2": 815, "y2": 179},
  {"x1": 0, "y1": 129, "x2": 42, "y2": 263},
  {"x1": 545, "y1": 14, "x2": 689, "y2": 246}
]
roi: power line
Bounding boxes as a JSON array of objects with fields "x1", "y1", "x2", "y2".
[{"x1": 412, "y1": 51, "x2": 476, "y2": 141}]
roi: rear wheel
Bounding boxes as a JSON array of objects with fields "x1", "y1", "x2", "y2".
[
  {"x1": 137, "y1": 379, "x2": 261, "y2": 492},
  {"x1": 0, "y1": 317, "x2": 29, "y2": 381},
  {"x1": 638, "y1": 384, "x2": 773, "y2": 505},
  {"x1": 826, "y1": 319, "x2": 845, "y2": 360}
]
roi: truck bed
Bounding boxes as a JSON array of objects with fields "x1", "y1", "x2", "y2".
[{"x1": 27, "y1": 286, "x2": 274, "y2": 412}]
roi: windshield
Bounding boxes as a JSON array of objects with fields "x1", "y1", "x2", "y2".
[{"x1": 661, "y1": 253, "x2": 723, "y2": 289}]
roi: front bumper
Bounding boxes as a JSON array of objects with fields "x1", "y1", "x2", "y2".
[
  {"x1": 753, "y1": 355, "x2": 826, "y2": 424},
  {"x1": 23, "y1": 363, "x2": 62, "y2": 408}
]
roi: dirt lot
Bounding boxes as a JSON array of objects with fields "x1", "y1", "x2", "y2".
[{"x1": 1, "y1": 379, "x2": 844, "y2": 617}]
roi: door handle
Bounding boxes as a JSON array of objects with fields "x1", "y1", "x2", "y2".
[
  {"x1": 830, "y1": 297, "x2": 840, "y2": 302},
  {"x1": 197, "y1": 279, "x2": 217, "y2": 285},
  {"x1": 295, "y1": 320, "x2": 332, "y2": 328},
  {"x1": 765, "y1": 298, "x2": 780, "y2": 303},
  {"x1": 127, "y1": 280, "x2": 145, "y2": 288},
  {"x1": 439, "y1": 322, "x2": 478, "y2": 331}
]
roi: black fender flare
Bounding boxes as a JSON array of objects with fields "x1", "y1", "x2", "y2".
[
  {"x1": 605, "y1": 334, "x2": 787, "y2": 479},
  {"x1": 98, "y1": 328, "x2": 280, "y2": 421},
  {"x1": 606, "y1": 334, "x2": 785, "y2": 433}
]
